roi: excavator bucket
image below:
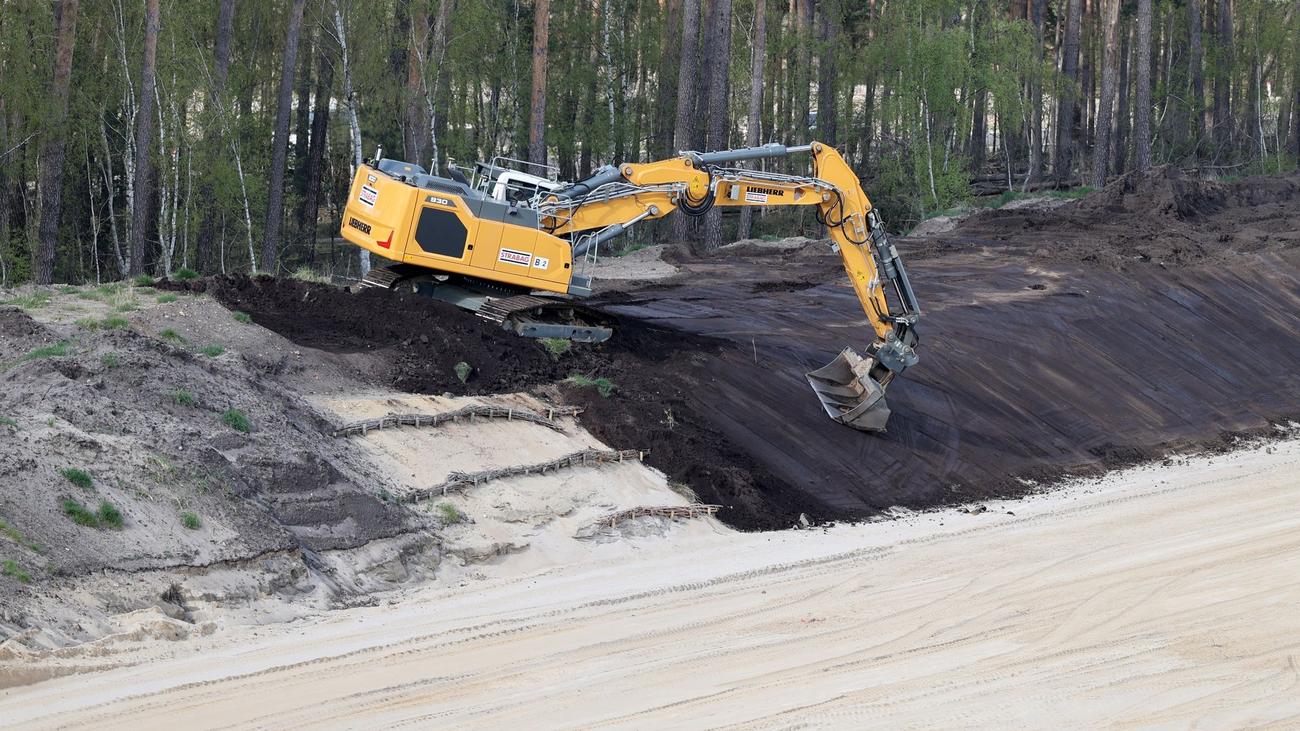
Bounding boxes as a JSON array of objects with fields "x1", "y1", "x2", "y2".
[{"x1": 806, "y1": 348, "x2": 892, "y2": 432}]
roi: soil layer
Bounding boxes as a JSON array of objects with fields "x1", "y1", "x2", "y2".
[{"x1": 182, "y1": 169, "x2": 1300, "y2": 530}]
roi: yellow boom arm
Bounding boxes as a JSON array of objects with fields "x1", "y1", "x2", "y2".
[{"x1": 538, "y1": 141, "x2": 921, "y2": 430}]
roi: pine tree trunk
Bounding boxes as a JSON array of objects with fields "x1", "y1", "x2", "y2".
[
  {"x1": 33, "y1": 1, "x2": 79, "y2": 284},
  {"x1": 1134, "y1": 0, "x2": 1153, "y2": 170},
  {"x1": 1187, "y1": 0, "x2": 1205, "y2": 146},
  {"x1": 1027, "y1": 0, "x2": 1046, "y2": 183},
  {"x1": 196, "y1": 0, "x2": 235, "y2": 274},
  {"x1": 1213, "y1": 0, "x2": 1232, "y2": 150},
  {"x1": 701, "y1": 0, "x2": 734, "y2": 251},
  {"x1": 529, "y1": 0, "x2": 551, "y2": 165},
  {"x1": 128, "y1": 0, "x2": 160, "y2": 277},
  {"x1": 1090, "y1": 0, "x2": 1120, "y2": 188},
  {"x1": 1113, "y1": 16, "x2": 1131, "y2": 175},
  {"x1": 794, "y1": 0, "x2": 813, "y2": 141},
  {"x1": 654, "y1": 0, "x2": 684, "y2": 158},
  {"x1": 300, "y1": 40, "x2": 335, "y2": 240},
  {"x1": 294, "y1": 27, "x2": 314, "y2": 202},
  {"x1": 262, "y1": 0, "x2": 308, "y2": 273},
  {"x1": 669, "y1": 0, "x2": 702, "y2": 245},
  {"x1": 405, "y1": 5, "x2": 430, "y2": 167},
  {"x1": 815, "y1": 0, "x2": 838, "y2": 146},
  {"x1": 1056, "y1": 0, "x2": 1082, "y2": 184},
  {"x1": 737, "y1": 0, "x2": 767, "y2": 240}
]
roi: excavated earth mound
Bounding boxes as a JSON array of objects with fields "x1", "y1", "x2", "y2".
[{"x1": 171, "y1": 169, "x2": 1300, "y2": 530}]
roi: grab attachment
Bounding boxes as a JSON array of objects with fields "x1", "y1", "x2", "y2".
[{"x1": 806, "y1": 348, "x2": 892, "y2": 432}]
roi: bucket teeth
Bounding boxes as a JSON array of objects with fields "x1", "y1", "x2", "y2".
[{"x1": 806, "y1": 348, "x2": 892, "y2": 432}]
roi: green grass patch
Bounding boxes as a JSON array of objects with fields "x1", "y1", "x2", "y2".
[
  {"x1": 180, "y1": 511, "x2": 202, "y2": 530},
  {"x1": 132, "y1": 274, "x2": 155, "y2": 287},
  {"x1": 221, "y1": 409, "x2": 251, "y2": 433},
  {"x1": 1, "y1": 559, "x2": 31, "y2": 584},
  {"x1": 78, "y1": 315, "x2": 129, "y2": 331},
  {"x1": 97, "y1": 501, "x2": 124, "y2": 529},
  {"x1": 60, "y1": 467, "x2": 93, "y2": 490},
  {"x1": 21, "y1": 342, "x2": 69, "y2": 361},
  {"x1": 172, "y1": 268, "x2": 199, "y2": 281},
  {"x1": 0, "y1": 416, "x2": 16, "y2": 429},
  {"x1": 198, "y1": 344, "x2": 224, "y2": 357},
  {"x1": 565, "y1": 373, "x2": 616, "y2": 398},
  {"x1": 540, "y1": 338, "x2": 571, "y2": 360},
  {"x1": 156, "y1": 293, "x2": 179, "y2": 304},
  {"x1": 77, "y1": 290, "x2": 100, "y2": 301},
  {"x1": 58, "y1": 285, "x2": 79, "y2": 294},
  {"x1": 292, "y1": 266, "x2": 330, "y2": 283},
  {"x1": 62, "y1": 499, "x2": 99, "y2": 528},
  {"x1": 1, "y1": 292, "x2": 53, "y2": 309},
  {"x1": 101, "y1": 353, "x2": 120, "y2": 368},
  {"x1": 0, "y1": 518, "x2": 42, "y2": 552},
  {"x1": 436, "y1": 502, "x2": 466, "y2": 524},
  {"x1": 454, "y1": 361, "x2": 472, "y2": 383},
  {"x1": 231, "y1": 311, "x2": 252, "y2": 324},
  {"x1": 172, "y1": 389, "x2": 197, "y2": 407},
  {"x1": 159, "y1": 328, "x2": 185, "y2": 343}
]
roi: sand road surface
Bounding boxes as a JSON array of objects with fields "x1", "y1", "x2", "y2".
[{"x1": 3, "y1": 439, "x2": 1299, "y2": 729}]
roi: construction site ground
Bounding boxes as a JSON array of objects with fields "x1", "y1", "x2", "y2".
[{"x1": 1, "y1": 167, "x2": 1298, "y2": 724}]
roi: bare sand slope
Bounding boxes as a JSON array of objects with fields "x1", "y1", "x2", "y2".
[{"x1": 2, "y1": 439, "x2": 1298, "y2": 729}]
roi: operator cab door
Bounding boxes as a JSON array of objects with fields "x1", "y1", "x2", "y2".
[{"x1": 407, "y1": 193, "x2": 477, "y2": 265}]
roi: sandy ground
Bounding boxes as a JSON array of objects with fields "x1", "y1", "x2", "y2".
[{"x1": 2, "y1": 437, "x2": 1297, "y2": 729}]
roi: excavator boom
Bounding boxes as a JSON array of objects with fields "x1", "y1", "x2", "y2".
[{"x1": 339, "y1": 141, "x2": 920, "y2": 432}]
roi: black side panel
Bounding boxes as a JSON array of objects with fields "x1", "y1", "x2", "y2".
[{"x1": 413, "y1": 208, "x2": 469, "y2": 259}]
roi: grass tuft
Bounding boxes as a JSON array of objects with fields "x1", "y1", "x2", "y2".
[
  {"x1": 540, "y1": 338, "x2": 571, "y2": 360},
  {"x1": 564, "y1": 373, "x2": 616, "y2": 398},
  {"x1": 172, "y1": 268, "x2": 200, "y2": 281},
  {"x1": 1, "y1": 559, "x2": 31, "y2": 584},
  {"x1": 132, "y1": 274, "x2": 155, "y2": 287},
  {"x1": 21, "y1": 342, "x2": 69, "y2": 361},
  {"x1": 0, "y1": 416, "x2": 17, "y2": 429},
  {"x1": 436, "y1": 502, "x2": 466, "y2": 524},
  {"x1": 198, "y1": 344, "x2": 224, "y2": 357},
  {"x1": 221, "y1": 409, "x2": 251, "y2": 433},
  {"x1": 60, "y1": 467, "x2": 93, "y2": 490},
  {"x1": 2, "y1": 292, "x2": 53, "y2": 309},
  {"x1": 62, "y1": 499, "x2": 99, "y2": 528},
  {"x1": 172, "y1": 389, "x2": 197, "y2": 407},
  {"x1": 97, "y1": 501, "x2": 124, "y2": 530},
  {"x1": 79, "y1": 315, "x2": 129, "y2": 331},
  {"x1": 0, "y1": 518, "x2": 42, "y2": 552},
  {"x1": 292, "y1": 266, "x2": 330, "y2": 283},
  {"x1": 231, "y1": 311, "x2": 252, "y2": 324},
  {"x1": 101, "y1": 353, "x2": 120, "y2": 368},
  {"x1": 454, "y1": 361, "x2": 472, "y2": 383},
  {"x1": 180, "y1": 511, "x2": 202, "y2": 530},
  {"x1": 156, "y1": 293, "x2": 179, "y2": 304},
  {"x1": 160, "y1": 328, "x2": 185, "y2": 343}
]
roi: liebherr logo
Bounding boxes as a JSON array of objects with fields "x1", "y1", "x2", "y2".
[{"x1": 747, "y1": 186, "x2": 786, "y2": 197}]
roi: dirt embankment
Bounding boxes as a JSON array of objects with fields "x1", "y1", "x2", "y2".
[{"x1": 164, "y1": 168, "x2": 1300, "y2": 531}]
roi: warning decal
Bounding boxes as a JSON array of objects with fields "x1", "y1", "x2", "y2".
[
  {"x1": 498, "y1": 248, "x2": 532, "y2": 267},
  {"x1": 744, "y1": 191, "x2": 769, "y2": 204},
  {"x1": 358, "y1": 185, "x2": 379, "y2": 207}
]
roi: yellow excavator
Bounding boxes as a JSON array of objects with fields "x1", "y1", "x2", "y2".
[{"x1": 339, "y1": 141, "x2": 920, "y2": 432}]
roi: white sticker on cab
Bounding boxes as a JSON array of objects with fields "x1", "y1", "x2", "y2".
[
  {"x1": 533, "y1": 256, "x2": 549, "y2": 270},
  {"x1": 359, "y1": 185, "x2": 379, "y2": 207},
  {"x1": 744, "y1": 191, "x2": 768, "y2": 204},
  {"x1": 498, "y1": 248, "x2": 532, "y2": 267}
]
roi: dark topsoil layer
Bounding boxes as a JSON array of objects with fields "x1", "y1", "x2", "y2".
[{"x1": 172, "y1": 169, "x2": 1300, "y2": 530}]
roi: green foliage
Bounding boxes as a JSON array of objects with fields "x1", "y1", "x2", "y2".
[
  {"x1": 60, "y1": 467, "x2": 93, "y2": 490},
  {"x1": 132, "y1": 275, "x2": 155, "y2": 287},
  {"x1": 199, "y1": 344, "x2": 225, "y2": 357},
  {"x1": 565, "y1": 373, "x2": 616, "y2": 398},
  {"x1": 20, "y1": 342, "x2": 69, "y2": 361},
  {"x1": 180, "y1": 512, "x2": 202, "y2": 530},
  {"x1": 436, "y1": 502, "x2": 466, "y2": 524},
  {"x1": 454, "y1": 361, "x2": 472, "y2": 383},
  {"x1": 172, "y1": 389, "x2": 197, "y2": 407},
  {"x1": 2, "y1": 292, "x2": 52, "y2": 309},
  {"x1": 1, "y1": 559, "x2": 31, "y2": 584},
  {"x1": 172, "y1": 268, "x2": 200, "y2": 281},
  {"x1": 221, "y1": 409, "x2": 251, "y2": 433},
  {"x1": 231, "y1": 311, "x2": 252, "y2": 324},
  {"x1": 0, "y1": 416, "x2": 16, "y2": 429},
  {"x1": 97, "y1": 501, "x2": 124, "y2": 529},
  {"x1": 540, "y1": 337, "x2": 571, "y2": 360},
  {"x1": 101, "y1": 353, "x2": 120, "y2": 368},
  {"x1": 156, "y1": 293, "x2": 179, "y2": 304},
  {"x1": 62, "y1": 499, "x2": 99, "y2": 528},
  {"x1": 78, "y1": 315, "x2": 129, "y2": 331},
  {"x1": 377, "y1": 488, "x2": 393, "y2": 503},
  {"x1": 292, "y1": 266, "x2": 330, "y2": 283},
  {"x1": 160, "y1": 328, "x2": 185, "y2": 343}
]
